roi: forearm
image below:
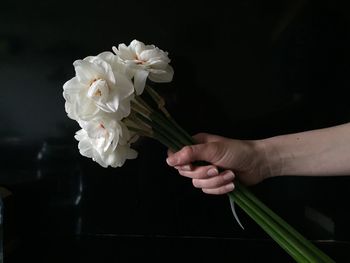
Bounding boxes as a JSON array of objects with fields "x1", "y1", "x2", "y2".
[{"x1": 259, "y1": 123, "x2": 350, "y2": 177}]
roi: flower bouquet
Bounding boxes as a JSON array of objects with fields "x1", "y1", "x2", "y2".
[{"x1": 63, "y1": 40, "x2": 335, "y2": 262}]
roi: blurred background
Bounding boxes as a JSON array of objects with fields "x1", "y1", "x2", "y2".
[{"x1": 1, "y1": 0, "x2": 350, "y2": 262}]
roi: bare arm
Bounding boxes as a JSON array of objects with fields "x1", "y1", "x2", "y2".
[
  {"x1": 262, "y1": 123, "x2": 350, "y2": 177},
  {"x1": 166, "y1": 123, "x2": 350, "y2": 195}
]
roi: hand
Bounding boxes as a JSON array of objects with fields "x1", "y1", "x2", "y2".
[{"x1": 166, "y1": 133, "x2": 270, "y2": 195}]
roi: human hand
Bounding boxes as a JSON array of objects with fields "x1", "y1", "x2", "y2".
[{"x1": 166, "y1": 133, "x2": 270, "y2": 195}]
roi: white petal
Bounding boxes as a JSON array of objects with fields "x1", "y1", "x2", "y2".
[
  {"x1": 130, "y1": 39, "x2": 145, "y2": 55},
  {"x1": 139, "y1": 48, "x2": 169, "y2": 63},
  {"x1": 75, "y1": 130, "x2": 93, "y2": 158},
  {"x1": 145, "y1": 59, "x2": 168, "y2": 69},
  {"x1": 97, "y1": 51, "x2": 116, "y2": 64},
  {"x1": 73, "y1": 60, "x2": 97, "y2": 85},
  {"x1": 134, "y1": 69, "x2": 149, "y2": 95},
  {"x1": 84, "y1": 121, "x2": 105, "y2": 139},
  {"x1": 125, "y1": 147, "x2": 138, "y2": 160},
  {"x1": 109, "y1": 146, "x2": 138, "y2": 168},
  {"x1": 94, "y1": 152, "x2": 108, "y2": 168},
  {"x1": 103, "y1": 99, "x2": 120, "y2": 113},
  {"x1": 74, "y1": 129, "x2": 86, "y2": 141},
  {"x1": 87, "y1": 79, "x2": 109, "y2": 102},
  {"x1": 63, "y1": 77, "x2": 81, "y2": 95},
  {"x1": 88, "y1": 57, "x2": 115, "y2": 84},
  {"x1": 78, "y1": 140, "x2": 93, "y2": 158},
  {"x1": 117, "y1": 98, "x2": 132, "y2": 120},
  {"x1": 118, "y1": 43, "x2": 135, "y2": 60},
  {"x1": 112, "y1": 46, "x2": 119, "y2": 55},
  {"x1": 148, "y1": 65, "x2": 174, "y2": 83},
  {"x1": 65, "y1": 102, "x2": 76, "y2": 120},
  {"x1": 76, "y1": 93, "x2": 99, "y2": 120},
  {"x1": 115, "y1": 72, "x2": 134, "y2": 98}
]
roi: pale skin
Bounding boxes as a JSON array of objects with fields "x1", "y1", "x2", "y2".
[{"x1": 166, "y1": 123, "x2": 350, "y2": 195}]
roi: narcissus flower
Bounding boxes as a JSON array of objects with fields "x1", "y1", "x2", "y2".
[
  {"x1": 113, "y1": 39, "x2": 174, "y2": 94},
  {"x1": 63, "y1": 52, "x2": 134, "y2": 121}
]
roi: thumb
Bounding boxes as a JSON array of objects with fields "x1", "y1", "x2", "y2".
[
  {"x1": 166, "y1": 144, "x2": 217, "y2": 166},
  {"x1": 193, "y1": 133, "x2": 224, "y2": 143}
]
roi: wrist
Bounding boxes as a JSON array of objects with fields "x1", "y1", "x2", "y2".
[{"x1": 253, "y1": 137, "x2": 283, "y2": 180}]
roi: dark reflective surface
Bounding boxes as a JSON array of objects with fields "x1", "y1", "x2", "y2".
[
  {"x1": 6, "y1": 235, "x2": 350, "y2": 263},
  {"x1": 2, "y1": 0, "x2": 350, "y2": 262},
  {"x1": 1, "y1": 139, "x2": 350, "y2": 262}
]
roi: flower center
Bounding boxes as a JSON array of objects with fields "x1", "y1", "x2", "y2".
[
  {"x1": 87, "y1": 78, "x2": 109, "y2": 102},
  {"x1": 135, "y1": 55, "x2": 145, "y2": 65},
  {"x1": 95, "y1": 89, "x2": 102, "y2": 97}
]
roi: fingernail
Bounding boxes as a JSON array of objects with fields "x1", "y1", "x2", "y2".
[
  {"x1": 207, "y1": 168, "x2": 218, "y2": 177},
  {"x1": 166, "y1": 157, "x2": 178, "y2": 166},
  {"x1": 223, "y1": 171, "x2": 235, "y2": 181},
  {"x1": 226, "y1": 183, "x2": 235, "y2": 191},
  {"x1": 181, "y1": 165, "x2": 192, "y2": 171}
]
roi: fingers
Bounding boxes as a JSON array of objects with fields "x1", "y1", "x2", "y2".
[
  {"x1": 197, "y1": 170, "x2": 235, "y2": 195},
  {"x1": 166, "y1": 133, "x2": 225, "y2": 166},
  {"x1": 167, "y1": 132, "x2": 234, "y2": 195},
  {"x1": 176, "y1": 165, "x2": 218, "y2": 179},
  {"x1": 177, "y1": 166, "x2": 235, "y2": 195},
  {"x1": 192, "y1": 170, "x2": 234, "y2": 188},
  {"x1": 202, "y1": 183, "x2": 235, "y2": 195},
  {"x1": 166, "y1": 144, "x2": 217, "y2": 166}
]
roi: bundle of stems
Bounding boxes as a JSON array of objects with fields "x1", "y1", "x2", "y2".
[{"x1": 125, "y1": 86, "x2": 335, "y2": 263}]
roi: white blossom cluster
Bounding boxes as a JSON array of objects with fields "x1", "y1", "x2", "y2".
[{"x1": 63, "y1": 40, "x2": 173, "y2": 167}]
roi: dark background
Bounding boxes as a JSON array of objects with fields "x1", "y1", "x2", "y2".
[{"x1": 1, "y1": 0, "x2": 350, "y2": 262}]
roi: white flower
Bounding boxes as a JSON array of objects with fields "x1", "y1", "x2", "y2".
[
  {"x1": 75, "y1": 117, "x2": 137, "y2": 168},
  {"x1": 113, "y1": 39, "x2": 174, "y2": 95},
  {"x1": 63, "y1": 52, "x2": 134, "y2": 121}
]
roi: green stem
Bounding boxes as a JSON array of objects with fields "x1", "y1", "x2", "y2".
[
  {"x1": 151, "y1": 111, "x2": 192, "y2": 146},
  {"x1": 131, "y1": 99, "x2": 152, "y2": 119},
  {"x1": 166, "y1": 115, "x2": 196, "y2": 144},
  {"x1": 126, "y1": 126, "x2": 153, "y2": 138},
  {"x1": 157, "y1": 119, "x2": 331, "y2": 261},
  {"x1": 153, "y1": 131, "x2": 181, "y2": 152},
  {"x1": 231, "y1": 189, "x2": 309, "y2": 262},
  {"x1": 131, "y1": 86, "x2": 335, "y2": 262},
  {"x1": 124, "y1": 115, "x2": 152, "y2": 135},
  {"x1": 135, "y1": 95, "x2": 192, "y2": 146},
  {"x1": 134, "y1": 95, "x2": 154, "y2": 113},
  {"x1": 134, "y1": 112, "x2": 183, "y2": 151},
  {"x1": 160, "y1": 111, "x2": 194, "y2": 145},
  {"x1": 144, "y1": 86, "x2": 195, "y2": 145},
  {"x1": 145, "y1": 85, "x2": 166, "y2": 109},
  {"x1": 236, "y1": 183, "x2": 335, "y2": 263}
]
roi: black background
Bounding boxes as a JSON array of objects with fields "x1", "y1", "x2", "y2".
[{"x1": 1, "y1": 0, "x2": 350, "y2": 262}]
